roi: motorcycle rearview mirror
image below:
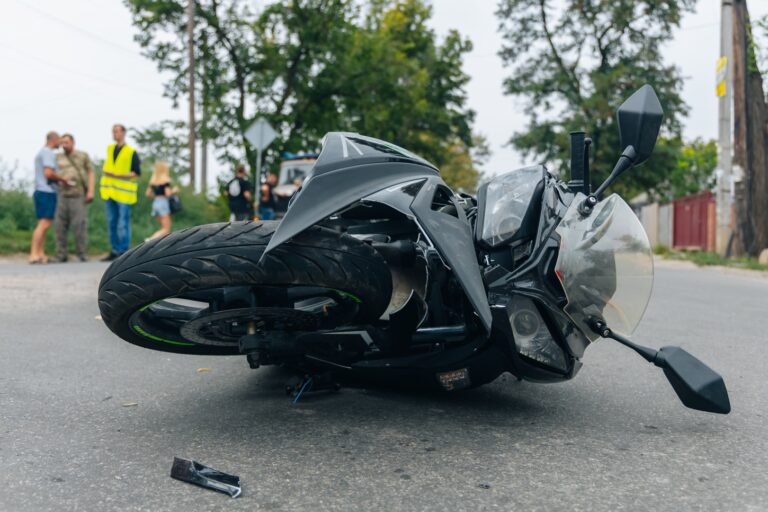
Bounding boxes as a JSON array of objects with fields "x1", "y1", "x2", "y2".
[
  {"x1": 579, "y1": 85, "x2": 664, "y2": 215},
  {"x1": 589, "y1": 320, "x2": 731, "y2": 414}
]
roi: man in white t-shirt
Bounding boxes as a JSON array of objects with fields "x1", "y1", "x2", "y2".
[{"x1": 30, "y1": 131, "x2": 68, "y2": 264}]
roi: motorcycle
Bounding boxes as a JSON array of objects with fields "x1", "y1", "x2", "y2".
[{"x1": 98, "y1": 85, "x2": 730, "y2": 414}]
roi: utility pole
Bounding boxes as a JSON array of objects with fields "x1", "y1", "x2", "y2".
[
  {"x1": 201, "y1": 36, "x2": 208, "y2": 196},
  {"x1": 187, "y1": 0, "x2": 196, "y2": 192},
  {"x1": 716, "y1": 0, "x2": 733, "y2": 255}
]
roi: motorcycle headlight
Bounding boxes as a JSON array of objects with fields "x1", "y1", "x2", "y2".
[
  {"x1": 477, "y1": 166, "x2": 544, "y2": 247},
  {"x1": 508, "y1": 296, "x2": 568, "y2": 373}
]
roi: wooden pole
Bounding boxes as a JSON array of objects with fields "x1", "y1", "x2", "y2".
[
  {"x1": 201, "y1": 38, "x2": 208, "y2": 196},
  {"x1": 732, "y1": 0, "x2": 768, "y2": 256}
]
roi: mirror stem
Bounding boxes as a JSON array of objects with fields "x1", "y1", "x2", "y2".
[
  {"x1": 579, "y1": 146, "x2": 637, "y2": 216},
  {"x1": 589, "y1": 319, "x2": 660, "y2": 366}
]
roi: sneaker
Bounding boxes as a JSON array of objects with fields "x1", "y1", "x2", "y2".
[
  {"x1": 100, "y1": 252, "x2": 118, "y2": 262},
  {"x1": 78, "y1": 255, "x2": 88, "y2": 262},
  {"x1": 50, "y1": 256, "x2": 68, "y2": 263}
]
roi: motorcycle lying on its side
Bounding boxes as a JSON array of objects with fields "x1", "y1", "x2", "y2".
[{"x1": 98, "y1": 85, "x2": 730, "y2": 414}]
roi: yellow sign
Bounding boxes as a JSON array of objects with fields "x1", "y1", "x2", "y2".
[{"x1": 716, "y1": 56, "x2": 727, "y2": 97}]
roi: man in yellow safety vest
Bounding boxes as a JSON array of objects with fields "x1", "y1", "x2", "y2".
[{"x1": 100, "y1": 123, "x2": 141, "y2": 261}]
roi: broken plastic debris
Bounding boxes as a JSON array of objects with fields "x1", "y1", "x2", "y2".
[
  {"x1": 196, "y1": 368, "x2": 210, "y2": 373},
  {"x1": 170, "y1": 457, "x2": 241, "y2": 498},
  {"x1": 121, "y1": 401, "x2": 138, "y2": 407}
]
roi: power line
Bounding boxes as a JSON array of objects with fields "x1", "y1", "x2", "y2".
[
  {"x1": 0, "y1": 40, "x2": 160, "y2": 97},
  {"x1": 0, "y1": 83, "x2": 105, "y2": 115},
  {"x1": 13, "y1": 0, "x2": 142, "y2": 56}
]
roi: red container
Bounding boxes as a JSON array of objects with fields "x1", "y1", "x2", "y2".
[{"x1": 672, "y1": 191, "x2": 715, "y2": 251}]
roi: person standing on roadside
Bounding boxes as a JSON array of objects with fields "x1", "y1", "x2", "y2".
[
  {"x1": 100, "y1": 124, "x2": 141, "y2": 261},
  {"x1": 258, "y1": 172, "x2": 277, "y2": 220},
  {"x1": 145, "y1": 160, "x2": 178, "y2": 241},
  {"x1": 224, "y1": 164, "x2": 253, "y2": 221},
  {"x1": 30, "y1": 131, "x2": 67, "y2": 264},
  {"x1": 53, "y1": 133, "x2": 95, "y2": 262}
]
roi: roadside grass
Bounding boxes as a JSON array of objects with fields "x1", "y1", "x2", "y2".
[
  {"x1": 0, "y1": 179, "x2": 228, "y2": 256},
  {"x1": 654, "y1": 245, "x2": 768, "y2": 272}
]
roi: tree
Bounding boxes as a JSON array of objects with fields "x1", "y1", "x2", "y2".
[
  {"x1": 124, "y1": 0, "x2": 483, "y2": 190},
  {"x1": 496, "y1": 0, "x2": 695, "y2": 199},
  {"x1": 667, "y1": 138, "x2": 717, "y2": 200},
  {"x1": 732, "y1": 0, "x2": 768, "y2": 256},
  {"x1": 132, "y1": 120, "x2": 189, "y2": 176}
]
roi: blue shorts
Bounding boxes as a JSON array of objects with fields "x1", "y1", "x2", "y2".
[
  {"x1": 33, "y1": 190, "x2": 57, "y2": 220},
  {"x1": 152, "y1": 197, "x2": 171, "y2": 217}
]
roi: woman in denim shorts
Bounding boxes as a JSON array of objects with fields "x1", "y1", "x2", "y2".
[{"x1": 145, "y1": 161, "x2": 178, "y2": 241}]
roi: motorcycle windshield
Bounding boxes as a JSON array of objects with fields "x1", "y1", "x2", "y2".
[{"x1": 554, "y1": 193, "x2": 653, "y2": 341}]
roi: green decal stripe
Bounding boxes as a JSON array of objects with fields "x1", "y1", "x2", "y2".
[
  {"x1": 132, "y1": 324, "x2": 195, "y2": 346},
  {"x1": 330, "y1": 289, "x2": 362, "y2": 303}
]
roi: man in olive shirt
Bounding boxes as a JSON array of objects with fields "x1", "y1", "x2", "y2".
[{"x1": 54, "y1": 133, "x2": 95, "y2": 262}]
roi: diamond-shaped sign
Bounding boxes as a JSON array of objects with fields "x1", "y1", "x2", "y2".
[{"x1": 244, "y1": 117, "x2": 277, "y2": 152}]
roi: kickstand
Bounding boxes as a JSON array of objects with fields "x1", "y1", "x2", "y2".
[{"x1": 286, "y1": 372, "x2": 341, "y2": 403}]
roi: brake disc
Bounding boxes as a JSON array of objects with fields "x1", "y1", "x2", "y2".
[{"x1": 180, "y1": 307, "x2": 320, "y2": 346}]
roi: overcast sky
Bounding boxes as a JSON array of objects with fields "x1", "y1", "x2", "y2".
[{"x1": 1, "y1": 0, "x2": 767, "y2": 190}]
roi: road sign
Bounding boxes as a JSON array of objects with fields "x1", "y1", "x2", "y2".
[
  {"x1": 244, "y1": 117, "x2": 278, "y2": 186},
  {"x1": 245, "y1": 117, "x2": 277, "y2": 152},
  {"x1": 716, "y1": 56, "x2": 727, "y2": 97}
]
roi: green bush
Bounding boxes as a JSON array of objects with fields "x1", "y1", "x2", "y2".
[
  {"x1": 0, "y1": 177, "x2": 229, "y2": 255},
  {"x1": 0, "y1": 188, "x2": 36, "y2": 231},
  {"x1": 0, "y1": 216, "x2": 17, "y2": 237}
]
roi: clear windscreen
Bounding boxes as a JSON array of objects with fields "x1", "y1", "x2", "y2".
[{"x1": 554, "y1": 193, "x2": 654, "y2": 341}]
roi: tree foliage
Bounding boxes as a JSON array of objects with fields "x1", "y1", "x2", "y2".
[
  {"x1": 132, "y1": 120, "x2": 189, "y2": 175},
  {"x1": 667, "y1": 137, "x2": 717, "y2": 200},
  {"x1": 496, "y1": 0, "x2": 695, "y2": 199},
  {"x1": 124, "y1": 0, "x2": 483, "y2": 190}
]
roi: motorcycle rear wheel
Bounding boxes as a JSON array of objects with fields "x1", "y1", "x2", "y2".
[{"x1": 97, "y1": 221, "x2": 392, "y2": 355}]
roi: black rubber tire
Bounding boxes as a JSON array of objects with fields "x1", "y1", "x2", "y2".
[{"x1": 98, "y1": 221, "x2": 392, "y2": 355}]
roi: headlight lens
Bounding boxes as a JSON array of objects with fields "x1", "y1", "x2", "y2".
[
  {"x1": 508, "y1": 296, "x2": 568, "y2": 372},
  {"x1": 480, "y1": 166, "x2": 543, "y2": 247}
]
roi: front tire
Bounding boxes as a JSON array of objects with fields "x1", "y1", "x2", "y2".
[{"x1": 98, "y1": 221, "x2": 392, "y2": 355}]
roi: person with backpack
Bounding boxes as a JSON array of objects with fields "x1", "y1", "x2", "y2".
[{"x1": 224, "y1": 164, "x2": 253, "y2": 221}]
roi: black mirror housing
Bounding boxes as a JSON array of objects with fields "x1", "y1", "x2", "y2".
[
  {"x1": 617, "y1": 85, "x2": 664, "y2": 165},
  {"x1": 656, "y1": 346, "x2": 731, "y2": 414}
]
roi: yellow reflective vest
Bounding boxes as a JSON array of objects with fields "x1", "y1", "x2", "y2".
[{"x1": 100, "y1": 144, "x2": 138, "y2": 205}]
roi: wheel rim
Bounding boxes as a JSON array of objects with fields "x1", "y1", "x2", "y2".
[{"x1": 128, "y1": 286, "x2": 361, "y2": 348}]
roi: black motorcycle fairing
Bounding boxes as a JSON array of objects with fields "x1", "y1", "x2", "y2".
[
  {"x1": 363, "y1": 176, "x2": 493, "y2": 333},
  {"x1": 409, "y1": 176, "x2": 492, "y2": 333},
  {"x1": 263, "y1": 161, "x2": 439, "y2": 256},
  {"x1": 263, "y1": 133, "x2": 440, "y2": 257},
  {"x1": 312, "y1": 132, "x2": 438, "y2": 174},
  {"x1": 361, "y1": 178, "x2": 427, "y2": 218},
  {"x1": 262, "y1": 132, "x2": 491, "y2": 333}
]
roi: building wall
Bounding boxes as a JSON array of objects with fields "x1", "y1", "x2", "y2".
[
  {"x1": 640, "y1": 203, "x2": 660, "y2": 247},
  {"x1": 658, "y1": 203, "x2": 673, "y2": 248}
]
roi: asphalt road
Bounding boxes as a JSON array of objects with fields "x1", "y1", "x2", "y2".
[{"x1": 0, "y1": 258, "x2": 766, "y2": 511}]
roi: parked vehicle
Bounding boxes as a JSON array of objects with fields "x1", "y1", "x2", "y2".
[
  {"x1": 98, "y1": 86, "x2": 730, "y2": 414},
  {"x1": 272, "y1": 153, "x2": 318, "y2": 216}
]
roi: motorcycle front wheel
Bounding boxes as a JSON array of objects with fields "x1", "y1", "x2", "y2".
[{"x1": 97, "y1": 221, "x2": 393, "y2": 355}]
